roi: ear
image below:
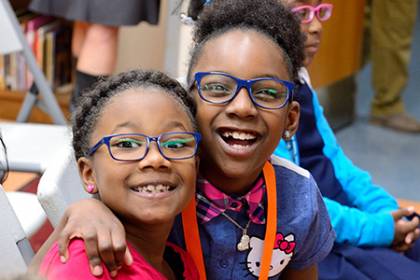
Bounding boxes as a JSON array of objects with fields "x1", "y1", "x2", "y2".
[
  {"x1": 283, "y1": 101, "x2": 300, "y2": 140},
  {"x1": 78, "y1": 157, "x2": 98, "y2": 194}
]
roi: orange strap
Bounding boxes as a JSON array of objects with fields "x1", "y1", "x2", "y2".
[
  {"x1": 258, "y1": 161, "x2": 277, "y2": 280},
  {"x1": 182, "y1": 161, "x2": 277, "y2": 280},
  {"x1": 182, "y1": 198, "x2": 207, "y2": 280}
]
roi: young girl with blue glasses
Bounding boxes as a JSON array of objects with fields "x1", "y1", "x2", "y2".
[
  {"x1": 32, "y1": 1, "x2": 335, "y2": 279},
  {"x1": 38, "y1": 70, "x2": 200, "y2": 280}
]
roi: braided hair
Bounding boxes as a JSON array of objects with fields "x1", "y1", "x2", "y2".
[
  {"x1": 72, "y1": 69, "x2": 197, "y2": 160},
  {"x1": 187, "y1": 0, "x2": 304, "y2": 82}
]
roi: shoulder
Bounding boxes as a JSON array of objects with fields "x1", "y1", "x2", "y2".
[
  {"x1": 270, "y1": 155, "x2": 310, "y2": 179},
  {"x1": 271, "y1": 155, "x2": 324, "y2": 227},
  {"x1": 270, "y1": 155, "x2": 314, "y2": 194},
  {"x1": 271, "y1": 157, "x2": 335, "y2": 268},
  {"x1": 40, "y1": 239, "x2": 107, "y2": 279}
]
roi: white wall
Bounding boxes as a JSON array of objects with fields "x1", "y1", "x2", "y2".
[{"x1": 115, "y1": 0, "x2": 193, "y2": 79}]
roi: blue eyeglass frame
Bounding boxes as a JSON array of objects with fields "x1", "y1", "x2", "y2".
[
  {"x1": 87, "y1": 132, "x2": 202, "y2": 161},
  {"x1": 190, "y1": 71, "x2": 295, "y2": 110}
]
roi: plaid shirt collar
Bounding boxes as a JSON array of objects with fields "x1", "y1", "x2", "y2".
[{"x1": 196, "y1": 176, "x2": 266, "y2": 225}]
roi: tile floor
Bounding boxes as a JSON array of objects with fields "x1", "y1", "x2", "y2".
[{"x1": 336, "y1": 5, "x2": 420, "y2": 201}]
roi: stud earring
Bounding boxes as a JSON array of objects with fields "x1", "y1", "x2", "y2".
[
  {"x1": 86, "y1": 184, "x2": 96, "y2": 194},
  {"x1": 284, "y1": 130, "x2": 291, "y2": 140}
]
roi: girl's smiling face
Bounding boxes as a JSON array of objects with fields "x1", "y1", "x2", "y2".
[
  {"x1": 190, "y1": 29, "x2": 299, "y2": 194},
  {"x1": 78, "y1": 88, "x2": 197, "y2": 226}
]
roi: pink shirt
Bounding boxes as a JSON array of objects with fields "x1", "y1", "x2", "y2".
[{"x1": 39, "y1": 239, "x2": 199, "y2": 280}]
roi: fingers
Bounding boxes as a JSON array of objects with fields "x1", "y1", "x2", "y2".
[
  {"x1": 84, "y1": 229, "x2": 104, "y2": 276},
  {"x1": 112, "y1": 236, "x2": 130, "y2": 268},
  {"x1": 404, "y1": 222, "x2": 420, "y2": 244},
  {"x1": 398, "y1": 216, "x2": 420, "y2": 234},
  {"x1": 393, "y1": 233, "x2": 417, "y2": 252},
  {"x1": 393, "y1": 242, "x2": 412, "y2": 253},
  {"x1": 100, "y1": 221, "x2": 130, "y2": 276},
  {"x1": 124, "y1": 249, "x2": 133, "y2": 267},
  {"x1": 393, "y1": 217, "x2": 420, "y2": 252},
  {"x1": 57, "y1": 231, "x2": 70, "y2": 263},
  {"x1": 392, "y1": 207, "x2": 414, "y2": 220},
  {"x1": 57, "y1": 215, "x2": 73, "y2": 263},
  {"x1": 413, "y1": 228, "x2": 420, "y2": 242},
  {"x1": 52, "y1": 199, "x2": 129, "y2": 277},
  {"x1": 405, "y1": 231, "x2": 415, "y2": 245}
]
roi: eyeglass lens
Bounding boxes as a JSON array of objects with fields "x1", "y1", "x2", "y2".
[
  {"x1": 108, "y1": 133, "x2": 197, "y2": 160},
  {"x1": 199, "y1": 74, "x2": 289, "y2": 109},
  {"x1": 293, "y1": 5, "x2": 332, "y2": 23}
]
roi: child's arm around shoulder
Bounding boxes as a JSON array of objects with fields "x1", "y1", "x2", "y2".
[
  {"x1": 40, "y1": 239, "x2": 110, "y2": 280},
  {"x1": 29, "y1": 198, "x2": 131, "y2": 277}
]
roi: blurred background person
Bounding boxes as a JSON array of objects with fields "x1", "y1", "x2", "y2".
[
  {"x1": 369, "y1": 0, "x2": 420, "y2": 132},
  {"x1": 29, "y1": 0, "x2": 161, "y2": 111}
]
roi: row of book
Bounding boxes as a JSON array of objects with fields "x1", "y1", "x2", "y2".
[{"x1": 0, "y1": 10, "x2": 73, "y2": 92}]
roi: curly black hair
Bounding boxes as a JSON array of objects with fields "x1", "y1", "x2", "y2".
[
  {"x1": 187, "y1": 0, "x2": 305, "y2": 82},
  {"x1": 72, "y1": 69, "x2": 197, "y2": 160}
]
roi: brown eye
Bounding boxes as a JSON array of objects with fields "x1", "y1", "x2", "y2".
[{"x1": 295, "y1": 8, "x2": 310, "y2": 21}]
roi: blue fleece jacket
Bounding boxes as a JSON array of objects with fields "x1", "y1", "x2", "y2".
[{"x1": 274, "y1": 71, "x2": 398, "y2": 247}]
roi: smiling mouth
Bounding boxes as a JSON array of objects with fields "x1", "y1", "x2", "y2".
[
  {"x1": 218, "y1": 128, "x2": 259, "y2": 147},
  {"x1": 131, "y1": 184, "x2": 176, "y2": 194}
]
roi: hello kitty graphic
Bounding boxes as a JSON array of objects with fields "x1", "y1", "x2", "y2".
[{"x1": 244, "y1": 233, "x2": 296, "y2": 278}]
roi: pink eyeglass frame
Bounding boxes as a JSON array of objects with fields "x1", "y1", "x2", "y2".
[{"x1": 291, "y1": 3, "x2": 333, "y2": 24}]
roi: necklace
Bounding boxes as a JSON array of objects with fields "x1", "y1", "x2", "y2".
[
  {"x1": 182, "y1": 161, "x2": 278, "y2": 280},
  {"x1": 221, "y1": 211, "x2": 252, "y2": 251},
  {"x1": 197, "y1": 193, "x2": 252, "y2": 251}
]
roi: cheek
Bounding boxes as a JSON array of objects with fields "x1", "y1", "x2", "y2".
[
  {"x1": 179, "y1": 162, "x2": 198, "y2": 205},
  {"x1": 263, "y1": 112, "x2": 287, "y2": 142},
  {"x1": 195, "y1": 103, "x2": 215, "y2": 131},
  {"x1": 265, "y1": 110, "x2": 286, "y2": 129},
  {"x1": 92, "y1": 160, "x2": 130, "y2": 194},
  {"x1": 300, "y1": 24, "x2": 310, "y2": 38}
]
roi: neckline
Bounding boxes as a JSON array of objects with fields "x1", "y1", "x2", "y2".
[
  {"x1": 126, "y1": 242, "x2": 185, "y2": 279},
  {"x1": 182, "y1": 161, "x2": 278, "y2": 280}
]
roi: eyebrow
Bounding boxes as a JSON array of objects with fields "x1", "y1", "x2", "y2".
[
  {"x1": 201, "y1": 71, "x2": 287, "y2": 80},
  {"x1": 111, "y1": 120, "x2": 190, "y2": 134},
  {"x1": 161, "y1": 120, "x2": 190, "y2": 132}
]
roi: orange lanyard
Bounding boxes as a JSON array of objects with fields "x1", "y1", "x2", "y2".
[{"x1": 181, "y1": 161, "x2": 277, "y2": 280}]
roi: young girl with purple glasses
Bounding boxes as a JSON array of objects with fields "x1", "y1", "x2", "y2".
[{"x1": 275, "y1": 1, "x2": 420, "y2": 279}]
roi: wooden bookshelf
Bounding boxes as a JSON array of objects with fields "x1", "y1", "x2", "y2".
[{"x1": 0, "y1": 89, "x2": 71, "y2": 123}]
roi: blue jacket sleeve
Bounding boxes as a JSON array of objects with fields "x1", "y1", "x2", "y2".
[
  {"x1": 323, "y1": 197, "x2": 395, "y2": 246},
  {"x1": 310, "y1": 90, "x2": 398, "y2": 211},
  {"x1": 275, "y1": 87, "x2": 399, "y2": 246}
]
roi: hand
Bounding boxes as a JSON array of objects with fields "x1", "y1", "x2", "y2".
[
  {"x1": 391, "y1": 208, "x2": 420, "y2": 252},
  {"x1": 57, "y1": 198, "x2": 132, "y2": 277}
]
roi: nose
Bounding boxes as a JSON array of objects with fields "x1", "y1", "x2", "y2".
[
  {"x1": 308, "y1": 16, "x2": 322, "y2": 34},
  {"x1": 137, "y1": 142, "x2": 170, "y2": 170},
  {"x1": 225, "y1": 87, "x2": 258, "y2": 119}
]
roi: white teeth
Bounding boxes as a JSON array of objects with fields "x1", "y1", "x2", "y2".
[
  {"x1": 222, "y1": 131, "x2": 256, "y2": 140},
  {"x1": 134, "y1": 184, "x2": 171, "y2": 193},
  {"x1": 156, "y1": 185, "x2": 166, "y2": 192}
]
